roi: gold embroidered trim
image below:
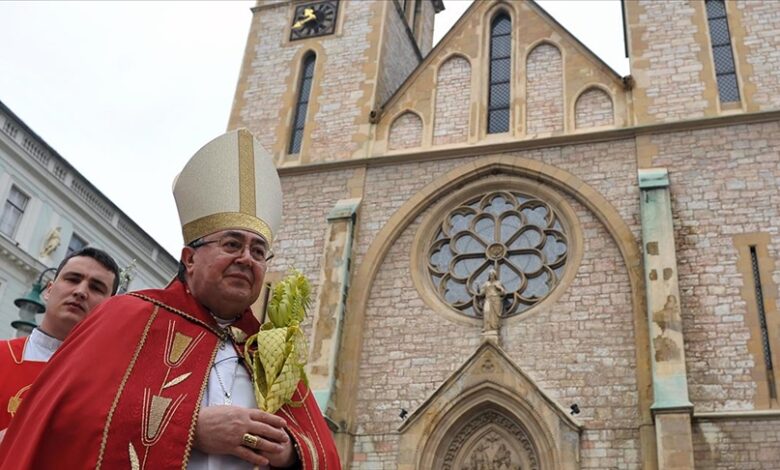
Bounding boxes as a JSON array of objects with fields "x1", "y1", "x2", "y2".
[
  {"x1": 182, "y1": 212, "x2": 273, "y2": 246},
  {"x1": 6, "y1": 337, "x2": 27, "y2": 365},
  {"x1": 96, "y1": 306, "x2": 160, "y2": 469},
  {"x1": 162, "y1": 372, "x2": 192, "y2": 390},
  {"x1": 141, "y1": 390, "x2": 186, "y2": 446},
  {"x1": 292, "y1": 438, "x2": 307, "y2": 470},
  {"x1": 279, "y1": 399, "x2": 319, "y2": 470},
  {"x1": 7, "y1": 383, "x2": 32, "y2": 416},
  {"x1": 237, "y1": 129, "x2": 256, "y2": 217},
  {"x1": 279, "y1": 406, "x2": 300, "y2": 428},
  {"x1": 168, "y1": 332, "x2": 192, "y2": 365},
  {"x1": 144, "y1": 392, "x2": 170, "y2": 441},
  {"x1": 125, "y1": 293, "x2": 227, "y2": 469},
  {"x1": 181, "y1": 343, "x2": 219, "y2": 469},
  {"x1": 128, "y1": 293, "x2": 225, "y2": 340},
  {"x1": 129, "y1": 442, "x2": 140, "y2": 470},
  {"x1": 300, "y1": 390, "x2": 327, "y2": 469},
  {"x1": 297, "y1": 430, "x2": 319, "y2": 470},
  {"x1": 164, "y1": 321, "x2": 206, "y2": 368},
  {"x1": 285, "y1": 427, "x2": 309, "y2": 470}
]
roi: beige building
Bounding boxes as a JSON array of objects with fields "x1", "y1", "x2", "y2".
[{"x1": 230, "y1": 0, "x2": 780, "y2": 468}]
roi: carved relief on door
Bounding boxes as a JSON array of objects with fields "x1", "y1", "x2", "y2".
[{"x1": 438, "y1": 409, "x2": 539, "y2": 470}]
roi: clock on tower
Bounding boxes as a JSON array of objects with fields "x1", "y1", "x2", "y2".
[{"x1": 290, "y1": 1, "x2": 339, "y2": 40}]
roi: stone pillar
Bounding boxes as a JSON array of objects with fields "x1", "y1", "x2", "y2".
[
  {"x1": 307, "y1": 198, "x2": 360, "y2": 421},
  {"x1": 638, "y1": 168, "x2": 694, "y2": 469},
  {"x1": 654, "y1": 411, "x2": 695, "y2": 470}
]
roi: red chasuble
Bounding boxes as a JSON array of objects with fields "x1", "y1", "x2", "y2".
[
  {"x1": 0, "y1": 280, "x2": 340, "y2": 469},
  {"x1": 0, "y1": 337, "x2": 47, "y2": 430}
]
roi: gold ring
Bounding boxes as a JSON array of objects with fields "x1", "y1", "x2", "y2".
[{"x1": 242, "y1": 433, "x2": 260, "y2": 449}]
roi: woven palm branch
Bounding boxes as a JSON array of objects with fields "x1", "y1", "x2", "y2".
[{"x1": 244, "y1": 270, "x2": 311, "y2": 413}]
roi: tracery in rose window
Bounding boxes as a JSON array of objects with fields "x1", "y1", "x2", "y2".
[{"x1": 427, "y1": 190, "x2": 568, "y2": 318}]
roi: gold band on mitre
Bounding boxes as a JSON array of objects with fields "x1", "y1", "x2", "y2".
[
  {"x1": 182, "y1": 212, "x2": 273, "y2": 246},
  {"x1": 173, "y1": 129, "x2": 282, "y2": 247}
]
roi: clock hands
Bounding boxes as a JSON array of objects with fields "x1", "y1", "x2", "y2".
[{"x1": 292, "y1": 8, "x2": 317, "y2": 30}]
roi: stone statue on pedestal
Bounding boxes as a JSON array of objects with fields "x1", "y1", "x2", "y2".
[{"x1": 478, "y1": 268, "x2": 505, "y2": 335}]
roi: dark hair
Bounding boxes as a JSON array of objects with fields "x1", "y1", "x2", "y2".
[
  {"x1": 176, "y1": 238, "x2": 203, "y2": 283},
  {"x1": 55, "y1": 247, "x2": 121, "y2": 295},
  {"x1": 176, "y1": 261, "x2": 187, "y2": 283}
]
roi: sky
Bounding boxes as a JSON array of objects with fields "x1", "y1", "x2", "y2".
[{"x1": 0, "y1": 0, "x2": 628, "y2": 258}]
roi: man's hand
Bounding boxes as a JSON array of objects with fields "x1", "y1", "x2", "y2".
[{"x1": 193, "y1": 405, "x2": 299, "y2": 467}]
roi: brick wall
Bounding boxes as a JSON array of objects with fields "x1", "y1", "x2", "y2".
[
  {"x1": 526, "y1": 43, "x2": 564, "y2": 135},
  {"x1": 693, "y1": 418, "x2": 780, "y2": 469},
  {"x1": 377, "y1": 3, "x2": 420, "y2": 107},
  {"x1": 433, "y1": 56, "x2": 471, "y2": 145},
  {"x1": 388, "y1": 112, "x2": 423, "y2": 150},
  {"x1": 350, "y1": 434, "x2": 400, "y2": 470},
  {"x1": 353, "y1": 156, "x2": 476, "y2": 271},
  {"x1": 351, "y1": 183, "x2": 639, "y2": 467},
  {"x1": 272, "y1": 120, "x2": 780, "y2": 469},
  {"x1": 342, "y1": 138, "x2": 641, "y2": 467},
  {"x1": 575, "y1": 88, "x2": 614, "y2": 129},
  {"x1": 581, "y1": 429, "x2": 641, "y2": 470},
  {"x1": 735, "y1": 0, "x2": 780, "y2": 111},
  {"x1": 234, "y1": 3, "x2": 297, "y2": 153},
  {"x1": 417, "y1": 0, "x2": 436, "y2": 56},
  {"x1": 235, "y1": 1, "x2": 379, "y2": 162},
  {"x1": 650, "y1": 121, "x2": 780, "y2": 411},
  {"x1": 307, "y1": 1, "x2": 375, "y2": 161},
  {"x1": 273, "y1": 169, "x2": 361, "y2": 292},
  {"x1": 627, "y1": 0, "x2": 710, "y2": 123}
]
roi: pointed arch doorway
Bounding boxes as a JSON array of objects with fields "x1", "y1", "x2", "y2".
[
  {"x1": 436, "y1": 406, "x2": 540, "y2": 470},
  {"x1": 396, "y1": 343, "x2": 581, "y2": 470}
]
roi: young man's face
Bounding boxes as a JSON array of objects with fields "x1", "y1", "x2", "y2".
[{"x1": 41, "y1": 256, "x2": 116, "y2": 340}]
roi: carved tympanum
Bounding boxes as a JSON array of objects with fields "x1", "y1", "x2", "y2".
[{"x1": 439, "y1": 409, "x2": 539, "y2": 470}]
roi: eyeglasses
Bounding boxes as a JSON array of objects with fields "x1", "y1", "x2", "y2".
[{"x1": 191, "y1": 234, "x2": 274, "y2": 262}]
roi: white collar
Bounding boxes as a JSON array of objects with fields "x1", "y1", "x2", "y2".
[
  {"x1": 212, "y1": 314, "x2": 238, "y2": 330},
  {"x1": 23, "y1": 328, "x2": 63, "y2": 361}
]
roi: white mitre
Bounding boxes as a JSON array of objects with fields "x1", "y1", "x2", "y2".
[{"x1": 173, "y1": 129, "x2": 282, "y2": 245}]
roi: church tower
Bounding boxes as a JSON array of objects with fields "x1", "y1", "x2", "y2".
[{"x1": 228, "y1": 0, "x2": 444, "y2": 165}]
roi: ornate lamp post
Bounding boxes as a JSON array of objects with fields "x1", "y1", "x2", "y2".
[{"x1": 11, "y1": 267, "x2": 56, "y2": 337}]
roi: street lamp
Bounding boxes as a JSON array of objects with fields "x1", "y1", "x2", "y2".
[{"x1": 11, "y1": 267, "x2": 56, "y2": 337}]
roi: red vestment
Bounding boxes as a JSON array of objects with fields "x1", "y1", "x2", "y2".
[
  {"x1": 0, "y1": 280, "x2": 340, "y2": 469},
  {"x1": 0, "y1": 337, "x2": 47, "y2": 431}
]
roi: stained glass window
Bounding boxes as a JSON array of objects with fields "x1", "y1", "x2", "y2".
[{"x1": 427, "y1": 191, "x2": 569, "y2": 318}]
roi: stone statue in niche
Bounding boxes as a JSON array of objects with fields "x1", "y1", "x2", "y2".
[
  {"x1": 40, "y1": 227, "x2": 61, "y2": 258},
  {"x1": 478, "y1": 268, "x2": 506, "y2": 334}
]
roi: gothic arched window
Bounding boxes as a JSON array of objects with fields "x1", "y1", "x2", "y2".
[
  {"x1": 705, "y1": 0, "x2": 740, "y2": 103},
  {"x1": 487, "y1": 13, "x2": 511, "y2": 134},
  {"x1": 288, "y1": 53, "x2": 316, "y2": 154},
  {"x1": 427, "y1": 190, "x2": 569, "y2": 318}
]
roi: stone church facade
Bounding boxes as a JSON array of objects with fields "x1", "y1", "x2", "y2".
[{"x1": 229, "y1": 1, "x2": 780, "y2": 468}]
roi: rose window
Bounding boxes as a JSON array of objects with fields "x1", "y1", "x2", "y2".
[{"x1": 427, "y1": 191, "x2": 569, "y2": 318}]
